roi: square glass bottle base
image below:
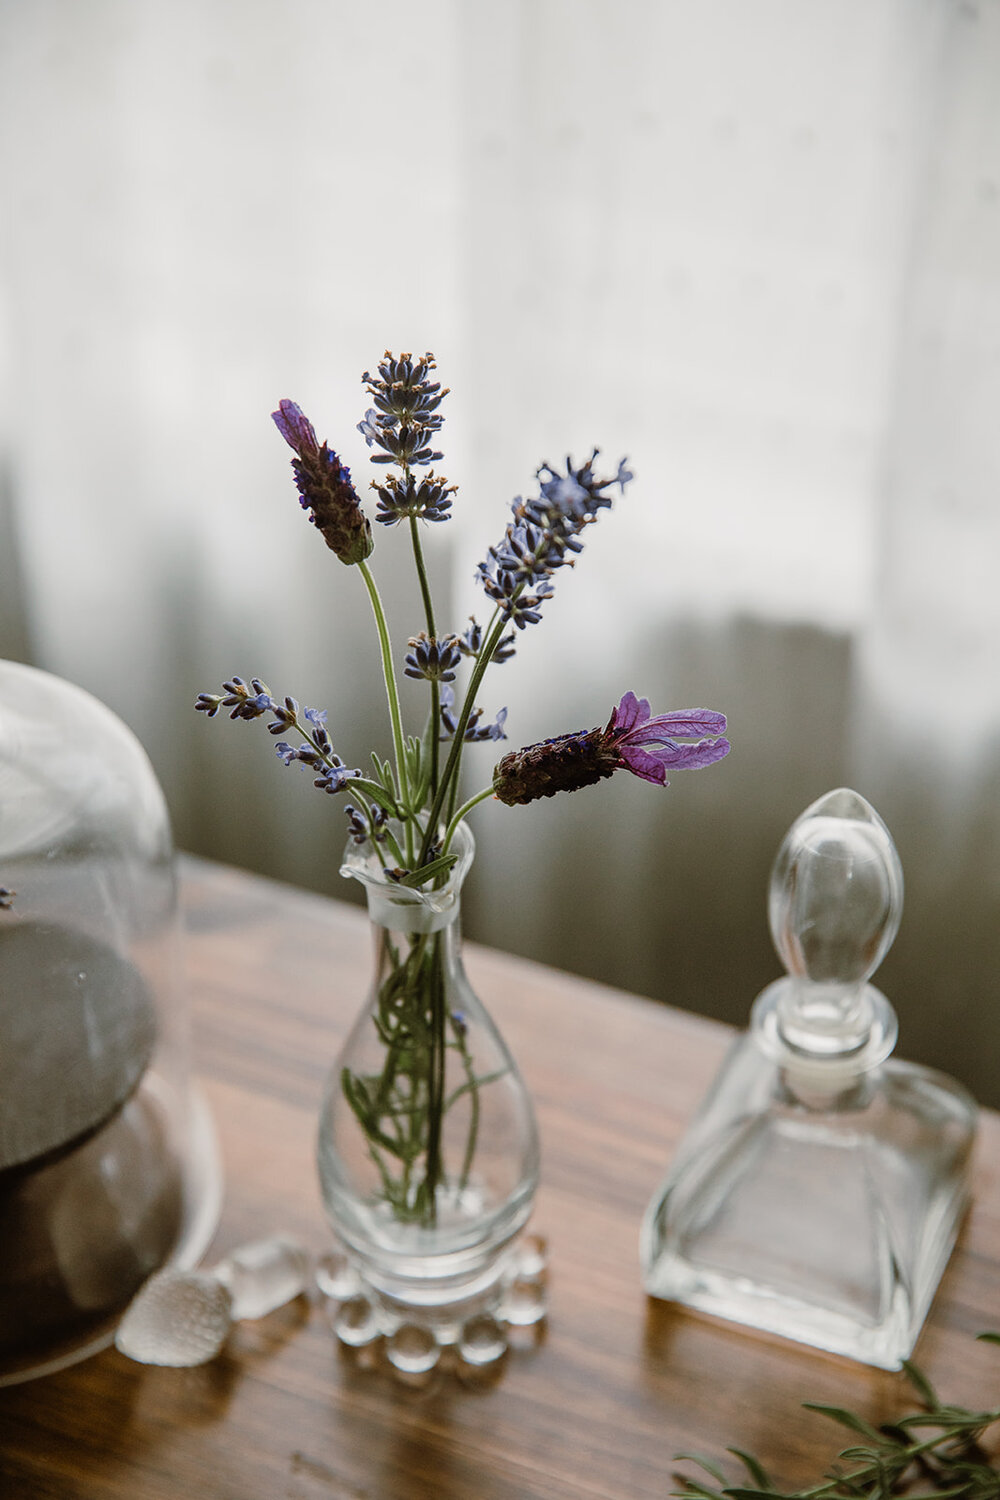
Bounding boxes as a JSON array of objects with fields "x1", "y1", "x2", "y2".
[
  {"x1": 643, "y1": 1196, "x2": 968, "y2": 1371},
  {"x1": 641, "y1": 1047, "x2": 977, "y2": 1371}
]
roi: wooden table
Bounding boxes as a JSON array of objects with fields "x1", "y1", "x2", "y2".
[{"x1": 3, "y1": 856, "x2": 999, "y2": 1499}]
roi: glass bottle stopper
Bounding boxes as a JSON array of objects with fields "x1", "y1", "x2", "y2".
[{"x1": 753, "y1": 788, "x2": 902, "y2": 1082}]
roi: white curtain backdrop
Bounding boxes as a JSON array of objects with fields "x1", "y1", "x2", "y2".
[{"x1": 2, "y1": 1, "x2": 998, "y2": 1099}]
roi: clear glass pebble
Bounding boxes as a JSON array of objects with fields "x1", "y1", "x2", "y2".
[
  {"x1": 332, "y1": 1294, "x2": 381, "y2": 1348},
  {"x1": 386, "y1": 1323, "x2": 440, "y2": 1377},
  {"x1": 114, "y1": 1269, "x2": 233, "y2": 1366},
  {"x1": 215, "y1": 1235, "x2": 310, "y2": 1320},
  {"x1": 458, "y1": 1313, "x2": 507, "y2": 1368},
  {"x1": 513, "y1": 1233, "x2": 548, "y2": 1282},
  {"x1": 500, "y1": 1276, "x2": 547, "y2": 1327},
  {"x1": 315, "y1": 1249, "x2": 362, "y2": 1302}
]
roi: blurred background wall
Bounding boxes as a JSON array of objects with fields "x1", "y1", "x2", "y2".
[{"x1": 2, "y1": 1, "x2": 999, "y2": 1100}]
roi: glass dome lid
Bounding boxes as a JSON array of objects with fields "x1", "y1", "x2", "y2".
[{"x1": 0, "y1": 658, "x2": 221, "y2": 1384}]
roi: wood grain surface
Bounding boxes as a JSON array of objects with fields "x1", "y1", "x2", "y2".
[{"x1": 2, "y1": 854, "x2": 999, "y2": 1499}]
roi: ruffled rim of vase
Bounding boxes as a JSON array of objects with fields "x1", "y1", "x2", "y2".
[{"x1": 340, "y1": 820, "x2": 476, "y2": 926}]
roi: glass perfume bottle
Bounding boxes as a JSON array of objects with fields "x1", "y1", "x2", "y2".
[{"x1": 641, "y1": 788, "x2": 977, "y2": 1369}]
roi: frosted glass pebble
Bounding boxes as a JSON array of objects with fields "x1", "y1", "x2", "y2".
[
  {"x1": 215, "y1": 1236, "x2": 310, "y2": 1320},
  {"x1": 332, "y1": 1295, "x2": 380, "y2": 1348},
  {"x1": 501, "y1": 1276, "x2": 547, "y2": 1327},
  {"x1": 315, "y1": 1249, "x2": 362, "y2": 1302},
  {"x1": 514, "y1": 1233, "x2": 548, "y2": 1282},
  {"x1": 115, "y1": 1270, "x2": 233, "y2": 1366},
  {"x1": 457, "y1": 1314, "x2": 507, "y2": 1368},
  {"x1": 385, "y1": 1323, "x2": 440, "y2": 1376}
]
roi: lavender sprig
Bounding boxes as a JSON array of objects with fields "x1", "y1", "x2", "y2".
[
  {"x1": 358, "y1": 351, "x2": 448, "y2": 471},
  {"x1": 356, "y1": 352, "x2": 457, "y2": 805},
  {"x1": 196, "y1": 677, "x2": 398, "y2": 820},
  {"x1": 475, "y1": 451, "x2": 633, "y2": 636}
]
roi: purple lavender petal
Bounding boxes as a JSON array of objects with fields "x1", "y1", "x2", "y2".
[
  {"x1": 657, "y1": 738, "x2": 732, "y2": 769},
  {"x1": 272, "y1": 399, "x2": 319, "y2": 457},
  {"x1": 610, "y1": 691, "x2": 650, "y2": 733},
  {"x1": 619, "y1": 736, "x2": 731, "y2": 781},
  {"x1": 624, "y1": 709, "x2": 728, "y2": 745},
  {"x1": 616, "y1": 746, "x2": 669, "y2": 784}
]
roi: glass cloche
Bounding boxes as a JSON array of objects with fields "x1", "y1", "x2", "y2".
[{"x1": 0, "y1": 659, "x2": 222, "y2": 1384}]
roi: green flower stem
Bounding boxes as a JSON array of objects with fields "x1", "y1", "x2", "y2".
[
  {"x1": 408, "y1": 513, "x2": 440, "y2": 800},
  {"x1": 443, "y1": 787, "x2": 495, "y2": 854},
  {"x1": 408, "y1": 514, "x2": 436, "y2": 636},
  {"x1": 444, "y1": 606, "x2": 506, "y2": 825},
  {"x1": 419, "y1": 610, "x2": 508, "y2": 865},
  {"x1": 357, "y1": 558, "x2": 412, "y2": 858},
  {"x1": 423, "y1": 933, "x2": 447, "y2": 1210}
]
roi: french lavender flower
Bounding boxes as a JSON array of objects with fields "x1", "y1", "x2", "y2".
[
  {"x1": 272, "y1": 399, "x2": 373, "y2": 566},
  {"x1": 492, "y1": 691, "x2": 729, "y2": 805}
]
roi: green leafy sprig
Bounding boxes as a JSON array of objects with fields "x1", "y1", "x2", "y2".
[{"x1": 674, "y1": 1334, "x2": 1000, "y2": 1500}]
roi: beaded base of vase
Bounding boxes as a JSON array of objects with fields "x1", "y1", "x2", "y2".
[
  {"x1": 641, "y1": 789, "x2": 977, "y2": 1371},
  {"x1": 316, "y1": 1230, "x2": 548, "y2": 1383},
  {"x1": 316, "y1": 822, "x2": 540, "y2": 1373}
]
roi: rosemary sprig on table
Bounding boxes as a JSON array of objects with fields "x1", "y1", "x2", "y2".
[{"x1": 674, "y1": 1334, "x2": 1000, "y2": 1500}]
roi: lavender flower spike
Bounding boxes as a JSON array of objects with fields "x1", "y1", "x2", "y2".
[
  {"x1": 272, "y1": 399, "x2": 373, "y2": 566},
  {"x1": 492, "y1": 691, "x2": 729, "y2": 806}
]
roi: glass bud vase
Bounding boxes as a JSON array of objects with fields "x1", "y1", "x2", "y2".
[{"x1": 316, "y1": 821, "x2": 540, "y2": 1350}]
